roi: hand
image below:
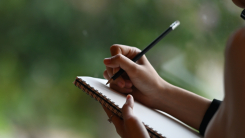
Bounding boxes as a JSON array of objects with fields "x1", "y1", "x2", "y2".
[
  {"x1": 103, "y1": 44, "x2": 211, "y2": 130},
  {"x1": 103, "y1": 44, "x2": 172, "y2": 108},
  {"x1": 103, "y1": 95, "x2": 149, "y2": 138}
]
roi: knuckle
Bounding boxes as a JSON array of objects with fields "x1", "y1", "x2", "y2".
[
  {"x1": 103, "y1": 69, "x2": 107, "y2": 74},
  {"x1": 110, "y1": 44, "x2": 118, "y2": 51},
  {"x1": 114, "y1": 54, "x2": 123, "y2": 61},
  {"x1": 124, "y1": 116, "x2": 138, "y2": 125},
  {"x1": 134, "y1": 47, "x2": 141, "y2": 52},
  {"x1": 110, "y1": 44, "x2": 121, "y2": 54},
  {"x1": 128, "y1": 65, "x2": 139, "y2": 77},
  {"x1": 127, "y1": 47, "x2": 141, "y2": 58},
  {"x1": 113, "y1": 67, "x2": 120, "y2": 73},
  {"x1": 131, "y1": 47, "x2": 141, "y2": 54},
  {"x1": 103, "y1": 70, "x2": 108, "y2": 79},
  {"x1": 103, "y1": 70, "x2": 107, "y2": 75}
]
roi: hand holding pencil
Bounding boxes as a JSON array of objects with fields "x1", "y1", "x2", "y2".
[
  {"x1": 103, "y1": 44, "x2": 170, "y2": 109},
  {"x1": 103, "y1": 21, "x2": 216, "y2": 136},
  {"x1": 106, "y1": 21, "x2": 180, "y2": 85},
  {"x1": 103, "y1": 21, "x2": 180, "y2": 108}
]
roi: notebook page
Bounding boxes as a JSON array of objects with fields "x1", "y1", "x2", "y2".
[{"x1": 79, "y1": 76, "x2": 201, "y2": 138}]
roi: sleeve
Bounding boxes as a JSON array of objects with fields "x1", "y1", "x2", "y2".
[{"x1": 199, "y1": 99, "x2": 222, "y2": 136}]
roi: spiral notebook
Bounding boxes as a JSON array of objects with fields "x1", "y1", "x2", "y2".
[{"x1": 74, "y1": 76, "x2": 201, "y2": 138}]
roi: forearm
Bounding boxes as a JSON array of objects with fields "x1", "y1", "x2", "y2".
[{"x1": 154, "y1": 83, "x2": 211, "y2": 130}]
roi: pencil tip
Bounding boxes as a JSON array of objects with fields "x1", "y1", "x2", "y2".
[{"x1": 106, "y1": 79, "x2": 113, "y2": 85}]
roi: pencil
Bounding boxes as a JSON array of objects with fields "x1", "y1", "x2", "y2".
[{"x1": 106, "y1": 20, "x2": 180, "y2": 85}]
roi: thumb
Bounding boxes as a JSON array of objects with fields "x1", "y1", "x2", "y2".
[
  {"x1": 122, "y1": 95, "x2": 150, "y2": 138},
  {"x1": 122, "y1": 94, "x2": 134, "y2": 120},
  {"x1": 104, "y1": 54, "x2": 140, "y2": 77}
]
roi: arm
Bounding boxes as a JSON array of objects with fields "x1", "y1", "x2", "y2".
[
  {"x1": 103, "y1": 44, "x2": 211, "y2": 130},
  {"x1": 154, "y1": 83, "x2": 211, "y2": 130},
  {"x1": 205, "y1": 27, "x2": 245, "y2": 137}
]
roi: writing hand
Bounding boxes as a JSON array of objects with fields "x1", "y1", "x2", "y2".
[
  {"x1": 103, "y1": 44, "x2": 171, "y2": 108},
  {"x1": 103, "y1": 44, "x2": 211, "y2": 130}
]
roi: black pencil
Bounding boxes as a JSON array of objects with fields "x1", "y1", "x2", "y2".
[{"x1": 106, "y1": 20, "x2": 180, "y2": 85}]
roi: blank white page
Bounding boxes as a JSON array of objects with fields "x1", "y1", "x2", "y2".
[{"x1": 78, "y1": 76, "x2": 201, "y2": 138}]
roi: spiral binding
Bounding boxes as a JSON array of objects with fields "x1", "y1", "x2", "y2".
[{"x1": 74, "y1": 77, "x2": 166, "y2": 138}]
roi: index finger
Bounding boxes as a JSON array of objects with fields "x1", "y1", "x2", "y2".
[
  {"x1": 110, "y1": 44, "x2": 141, "y2": 60},
  {"x1": 109, "y1": 44, "x2": 142, "y2": 87}
]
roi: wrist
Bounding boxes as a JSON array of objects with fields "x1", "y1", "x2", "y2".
[{"x1": 151, "y1": 77, "x2": 175, "y2": 110}]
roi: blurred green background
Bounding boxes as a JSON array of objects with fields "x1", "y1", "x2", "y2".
[{"x1": 0, "y1": 0, "x2": 244, "y2": 137}]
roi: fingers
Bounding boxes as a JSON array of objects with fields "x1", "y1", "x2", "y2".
[
  {"x1": 104, "y1": 58, "x2": 125, "y2": 87},
  {"x1": 104, "y1": 44, "x2": 145, "y2": 89},
  {"x1": 122, "y1": 95, "x2": 134, "y2": 120},
  {"x1": 110, "y1": 83, "x2": 133, "y2": 93},
  {"x1": 110, "y1": 44, "x2": 141, "y2": 59},
  {"x1": 103, "y1": 69, "x2": 110, "y2": 80},
  {"x1": 104, "y1": 54, "x2": 140, "y2": 78},
  {"x1": 103, "y1": 68, "x2": 132, "y2": 89},
  {"x1": 106, "y1": 67, "x2": 113, "y2": 78},
  {"x1": 110, "y1": 44, "x2": 146, "y2": 64},
  {"x1": 104, "y1": 55, "x2": 134, "y2": 89},
  {"x1": 122, "y1": 95, "x2": 150, "y2": 138}
]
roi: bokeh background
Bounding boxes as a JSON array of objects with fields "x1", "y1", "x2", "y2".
[{"x1": 0, "y1": 0, "x2": 244, "y2": 137}]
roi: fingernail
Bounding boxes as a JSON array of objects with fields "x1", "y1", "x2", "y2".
[
  {"x1": 127, "y1": 94, "x2": 131, "y2": 99},
  {"x1": 104, "y1": 58, "x2": 111, "y2": 64},
  {"x1": 126, "y1": 95, "x2": 130, "y2": 103}
]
